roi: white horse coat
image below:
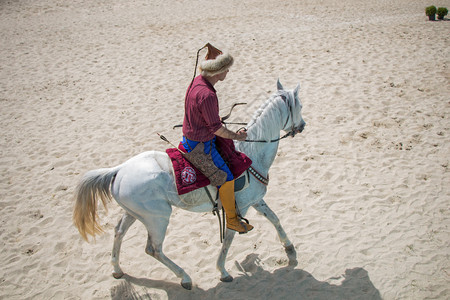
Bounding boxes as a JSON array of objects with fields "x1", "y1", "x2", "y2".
[{"x1": 73, "y1": 80, "x2": 306, "y2": 290}]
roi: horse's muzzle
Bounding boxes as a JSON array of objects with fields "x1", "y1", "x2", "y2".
[{"x1": 296, "y1": 121, "x2": 306, "y2": 134}]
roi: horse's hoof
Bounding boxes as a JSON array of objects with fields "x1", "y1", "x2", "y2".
[
  {"x1": 112, "y1": 271, "x2": 124, "y2": 279},
  {"x1": 220, "y1": 275, "x2": 233, "y2": 282},
  {"x1": 285, "y1": 244, "x2": 295, "y2": 254},
  {"x1": 284, "y1": 244, "x2": 298, "y2": 266},
  {"x1": 181, "y1": 281, "x2": 192, "y2": 290}
]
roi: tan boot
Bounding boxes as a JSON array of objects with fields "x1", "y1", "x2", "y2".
[{"x1": 219, "y1": 180, "x2": 254, "y2": 234}]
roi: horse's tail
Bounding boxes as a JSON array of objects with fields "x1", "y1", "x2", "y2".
[{"x1": 73, "y1": 167, "x2": 120, "y2": 242}]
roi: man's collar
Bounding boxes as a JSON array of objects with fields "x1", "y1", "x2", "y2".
[{"x1": 199, "y1": 75, "x2": 216, "y2": 92}]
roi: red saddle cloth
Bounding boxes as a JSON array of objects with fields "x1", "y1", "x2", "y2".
[{"x1": 166, "y1": 136, "x2": 252, "y2": 195}]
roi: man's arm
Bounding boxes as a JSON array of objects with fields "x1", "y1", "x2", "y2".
[{"x1": 215, "y1": 126, "x2": 247, "y2": 141}]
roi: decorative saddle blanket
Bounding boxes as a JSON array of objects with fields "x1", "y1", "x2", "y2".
[{"x1": 166, "y1": 136, "x2": 252, "y2": 195}]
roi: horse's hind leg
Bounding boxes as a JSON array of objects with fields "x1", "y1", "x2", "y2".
[
  {"x1": 253, "y1": 199, "x2": 297, "y2": 265},
  {"x1": 111, "y1": 212, "x2": 136, "y2": 279},
  {"x1": 143, "y1": 214, "x2": 192, "y2": 290}
]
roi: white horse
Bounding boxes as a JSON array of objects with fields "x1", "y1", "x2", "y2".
[{"x1": 73, "y1": 80, "x2": 306, "y2": 290}]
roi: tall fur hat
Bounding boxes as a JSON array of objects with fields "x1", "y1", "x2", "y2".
[{"x1": 199, "y1": 43, "x2": 234, "y2": 77}]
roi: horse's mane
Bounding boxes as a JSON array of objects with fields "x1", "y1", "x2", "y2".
[{"x1": 237, "y1": 91, "x2": 291, "y2": 154}]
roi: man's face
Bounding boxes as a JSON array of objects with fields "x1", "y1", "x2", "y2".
[{"x1": 218, "y1": 69, "x2": 229, "y2": 81}]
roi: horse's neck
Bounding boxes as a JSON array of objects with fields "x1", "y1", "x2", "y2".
[
  {"x1": 236, "y1": 102, "x2": 284, "y2": 176},
  {"x1": 242, "y1": 140, "x2": 279, "y2": 176}
]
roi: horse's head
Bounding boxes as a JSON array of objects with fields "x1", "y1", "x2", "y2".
[{"x1": 277, "y1": 79, "x2": 306, "y2": 136}]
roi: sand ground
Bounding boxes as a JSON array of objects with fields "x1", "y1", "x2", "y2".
[{"x1": 1, "y1": 0, "x2": 449, "y2": 299}]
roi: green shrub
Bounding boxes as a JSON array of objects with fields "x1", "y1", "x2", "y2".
[
  {"x1": 425, "y1": 5, "x2": 437, "y2": 16},
  {"x1": 437, "y1": 7, "x2": 448, "y2": 19}
]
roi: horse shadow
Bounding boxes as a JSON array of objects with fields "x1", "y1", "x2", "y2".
[{"x1": 111, "y1": 253, "x2": 382, "y2": 300}]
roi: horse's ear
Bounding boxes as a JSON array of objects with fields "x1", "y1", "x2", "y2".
[
  {"x1": 277, "y1": 79, "x2": 284, "y2": 91},
  {"x1": 294, "y1": 83, "x2": 300, "y2": 96}
]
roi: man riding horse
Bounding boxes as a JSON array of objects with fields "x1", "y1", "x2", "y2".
[{"x1": 181, "y1": 43, "x2": 254, "y2": 234}]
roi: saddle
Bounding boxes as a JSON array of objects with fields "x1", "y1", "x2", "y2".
[{"x1": 166, "y1": 136, "x2": 252, "y2": 195}]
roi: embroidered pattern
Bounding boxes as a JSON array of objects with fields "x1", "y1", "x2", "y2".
[{"x1": 181, "y1": 166, "x2": 197, "y2": 185}]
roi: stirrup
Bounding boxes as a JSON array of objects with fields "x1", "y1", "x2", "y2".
[
  {"x1": 237, "y1": 216, "x2": 253, "y2": 234},
  {"x1": 238, "y1": 222, "x2": 254, "y2": 235}
]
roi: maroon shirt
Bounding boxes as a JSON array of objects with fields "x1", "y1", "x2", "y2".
[{"x1": 182, "y1": 75, "x2": 223, "y2": 142}]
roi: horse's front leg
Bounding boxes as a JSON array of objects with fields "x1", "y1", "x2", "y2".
[
  {"x1": 217, "y1": 228, "x2": 236, "y2": 282},
  {"x1": 217, "y1": 205, "x2": 251, "y2": 282},
  {"x1": 253, "y1": 199, "x2": 297, "y2": 265},
  {"x1": 112, "y1": 212, "x2": 136, "y2": 278}
]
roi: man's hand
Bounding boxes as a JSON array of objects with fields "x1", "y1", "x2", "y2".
[
  {"x1": 235, "y1": 129, "x2": 247, "y2": 141},
  {"x1": 215, "y1": 126, "x2": 247, "y2": 141}
]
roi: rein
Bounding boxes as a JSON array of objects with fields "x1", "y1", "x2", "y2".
[
  {"x1": 174, "y1": 104, "x2": 299, "y2": 142},
  {"x1": 243, "y1": 131, "x2": 296, "y2": 143}
]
